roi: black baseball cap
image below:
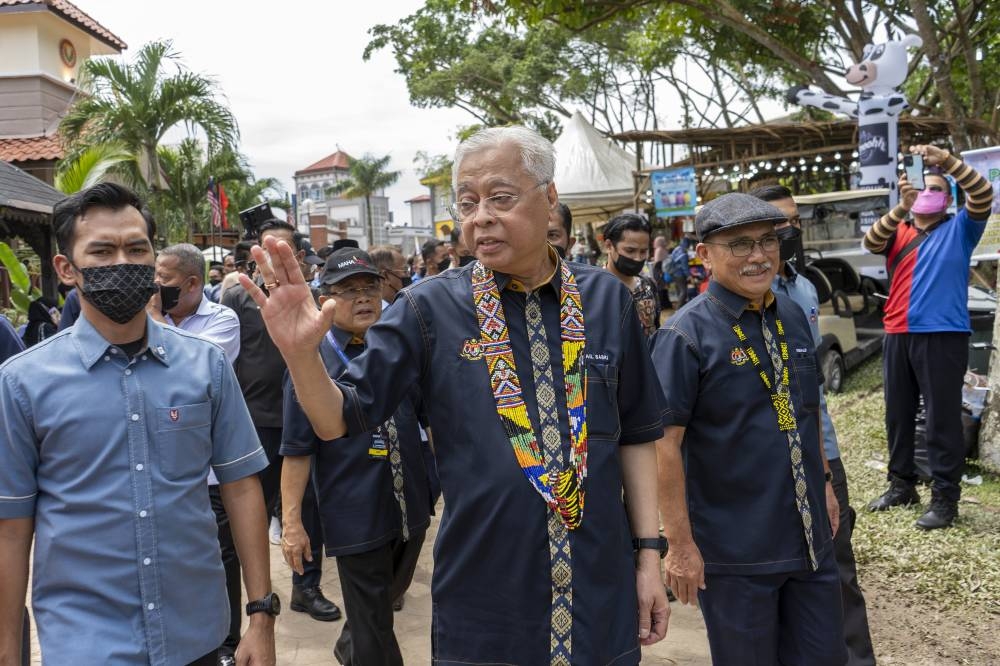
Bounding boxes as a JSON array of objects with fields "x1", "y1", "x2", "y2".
[
  {"x1": 320, "y1": 248, "x2": 382, "y2": 286},
  {"x1": 695, "y1": 193, "x2": 788, "y2": 241}
]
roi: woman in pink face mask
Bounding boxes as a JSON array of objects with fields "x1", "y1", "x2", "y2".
[{"x1": 905, "y1": 145, "x2": 955, "y2": 224}]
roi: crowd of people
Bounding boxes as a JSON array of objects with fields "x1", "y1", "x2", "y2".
[{"x1": 0, "y1": 124, "x2": 991, "y2": 666}]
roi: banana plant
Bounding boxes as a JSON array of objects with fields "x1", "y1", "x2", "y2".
[{"x1": 0, "y1": 242, "x2": 42, "y2": 319}]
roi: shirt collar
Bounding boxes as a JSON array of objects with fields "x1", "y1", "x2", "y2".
[
  {"x1": 776, "y1": 262, "x2": 798, "y2": 285},
  {"x1": 329, "y1": 325, "x2": 359, "y2": 349},
  {"x1": 165, "y1": 293, "x2": 211, "y2": 326},
  {"x1": 71, "y1": 313, "x2": 171, "y2": 368},
  {"x1": 707, "y1": 279, "x2": 776, "y2": 318},
  {"x1": 497, "y1": 246, "x2": 562, "y2": 295}
]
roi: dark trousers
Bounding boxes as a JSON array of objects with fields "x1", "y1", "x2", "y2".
[
  {"x1": 335, "y1": 530, "x2": 426, "y2": 666},
  {"x1": 699, "y1": 549, "x2": 846, "y2": 666},
  {"x1": 210, "y1": 485, "x2": 242, "y2": 652},
  {"x1": 187, "y1": 649, "x2": 218, "y2": 666},
  {"x1": 883, "y1": 332, "x2": 968, "y2": 502},
  {"x1": 256, "y1": 425, "x2": 324, "y2": 588},
  {"x1": 828, "y1": 457, "x2": 875, "y2": 665}
]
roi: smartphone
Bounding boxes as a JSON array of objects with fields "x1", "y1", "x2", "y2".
[{"x1": 903, "y1": 154, "x2": 925, "y2": 190}]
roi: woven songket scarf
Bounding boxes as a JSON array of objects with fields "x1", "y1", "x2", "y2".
[{"x1": 471, "y1": 260, "x2": 589, "y2": 529}]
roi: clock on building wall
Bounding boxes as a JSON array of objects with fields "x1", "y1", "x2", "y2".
[{"x1": 59, "y1": 39, "x2": 77, "y2": 68}]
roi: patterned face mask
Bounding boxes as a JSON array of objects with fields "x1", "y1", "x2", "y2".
[{"x1": 75, "y1": 263, "x2": 158, "y2": 324}]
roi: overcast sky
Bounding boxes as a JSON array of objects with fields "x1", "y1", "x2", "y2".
[{"x1": 71, "y1": 0, "x2": 472, "y2": 223}]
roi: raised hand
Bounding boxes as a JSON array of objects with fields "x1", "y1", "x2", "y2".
[
  {"x1": 908, "y1": 144, "x2": 950, "y2": 167},
  {"x1": 238, "y1": 237, "x2": 336, "y2": 360},
  {"x1": 898, "y1": 173, "x2": 918, "y2": 211}
]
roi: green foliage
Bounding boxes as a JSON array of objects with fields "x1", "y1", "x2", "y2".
[
  {"x1": 0, "y1": 242, "x2": 41, "y2": 317},
  {"x1": 414, "y1": 151, "x2": 453, "y2": 189},
  {"x1": 60, "y1": 40, "x2": 240, "y2": 190},
  {"x1": 326, "y1": 154, "x2": 401, "y2": 245},
  {"x1": 54, "y1": 142, "x2": 135, "y2": 193}
]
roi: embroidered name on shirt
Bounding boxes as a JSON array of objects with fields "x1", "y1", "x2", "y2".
[
  {"x1": 169, "y1": 409, "x2": 180, "y2": 422},
  {"x1": 584, "y1": 352, "x2": 609, "y2": 362},
  {"x1": 730, "y1": 347, "x2": 749, "y2": 366},
  {"x1": 795, "y1": 347, "x2": 809, "y2": 354},
  {"x1": 459, "y1": 338, "x2": 483, "y2": 361}
]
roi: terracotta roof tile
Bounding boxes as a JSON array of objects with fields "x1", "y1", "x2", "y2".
[
  {"x1": 0, "y1": 135, "x2": 64, "y2": 162},
  {"x1": 0, "y1": 0, "x2": 127, "y2": 51},
  {"x1": 295, "y1": 150, "x2": 353, "y2": 175},
  {"x1": 405, "y1": 194, "x2": 431, "y2": 203}
]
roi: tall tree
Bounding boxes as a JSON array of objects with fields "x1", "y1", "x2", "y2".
[
  {"x1": 59, "y1": 40, "x2": 240, "y2": 190},
  {"x1": 326, "y1": 154, "x2": 401, "y2": 247},
  {"x1": 54, "y1": 143, "x2": 135, "y2": 193}
]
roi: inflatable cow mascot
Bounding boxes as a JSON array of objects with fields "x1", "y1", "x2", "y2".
[{"x1": 787, "y1": 34, "x2": 923, "y2": 207}]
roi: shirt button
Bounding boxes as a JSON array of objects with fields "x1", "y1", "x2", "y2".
[
  {"x1": 110, "y1": 348, "x2": 118, "y2": 354},
  {"x1": 141, "y1": 355, "x2": 148, "y2": 361},
  {"x1": 131, "y1": 413, "x2": 140, "y2": 421},
  {"x1": 103, "y1": 356, "x2": 110, "y2": 362},
  {"x1": 143, "y1": 557, "x2": 151, "y2": 565},
  {"x1": 139, "y1": 510, "x2": 147, "y2": 518},
  {"x1": 125, "y1": 369, "x2": 132, "y2": 376},
  {"x1": 136, "y1": 463, "x2": 144, "y2": 471},
  {"x1": 147, "y1": 603, "x2": 155, "y2": 611}
]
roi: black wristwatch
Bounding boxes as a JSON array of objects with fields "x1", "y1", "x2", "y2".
[
  {"x1": 824, "y1": 470, "x2": 833, "y2": 483},
  {"x1": 246, "y1": 592, "x2": 281, "y2": 617},
  {"x1": 632, "y1": 537, "x2": 668, "y2": 559}
]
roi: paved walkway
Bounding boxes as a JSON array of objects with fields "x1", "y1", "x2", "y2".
[{"x1": 29, "y1": 512, "x2": 712, "y2": 664}]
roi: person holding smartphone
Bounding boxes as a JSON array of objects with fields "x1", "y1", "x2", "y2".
[{"x1": 863, "y1": 144, "x2": 993, "y2": 529}]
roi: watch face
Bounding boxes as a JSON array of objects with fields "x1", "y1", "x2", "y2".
[{"x1": 268, "y1": 592, "x2": 281, "y2": 615}]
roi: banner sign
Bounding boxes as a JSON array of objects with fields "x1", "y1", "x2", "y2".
[
  {"x1": 962, "y1": 146, "x2": 1000, "y2": 259},
  {"x1": 651, "y1": 167, "x2": 697, "y2": 217}
]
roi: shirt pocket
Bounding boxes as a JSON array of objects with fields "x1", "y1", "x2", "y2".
[
  {"x1": 789, "y1": 356, "x2": 820, "y2": 410},
  {"x1": 585, "y1": 362, "x2": 621, "y2": 442},
  {"x1": 156, "y1": 401, "x2": 212, "y2": 481}
]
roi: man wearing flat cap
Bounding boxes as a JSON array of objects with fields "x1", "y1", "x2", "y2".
[
  {"x1": 651, "y1": 193, "x2": 845, "y2": 664},
  {"x1": 280, "y1": 247, "x2": 431, "y2": 665}
]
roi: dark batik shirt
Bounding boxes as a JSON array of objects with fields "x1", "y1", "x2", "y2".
[
  {"x1": 280, "y1": 326, "x2": 430, "y2": 556},
  {"x1": 651, "y1": 280, "x2": 832, "y2": 575},
  {"x1": 630, "y1": 274, "x2": 661, "y2": 337},
  {"x1": 336, "y1": 261, "x2": 666, "y2": 665}
]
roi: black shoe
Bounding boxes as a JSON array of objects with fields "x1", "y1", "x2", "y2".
[
  {"x1": 867, "y1": 480, "x2": 920, "y2": 512},
  {"x1": 915, "y1": 498, "x2": 957, "y2": 530},
  {"x1": 393, "y1": 595, "x2": 404, "y2": 612},
  {"x1": 290, "y1": 585, "x2": 342, "y2": 621}
]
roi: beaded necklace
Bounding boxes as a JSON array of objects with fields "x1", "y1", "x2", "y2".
[
  {"x1": 471, "y1": 260, "x2": 589, "y2": 529},
  {"x1": 732, "y1": 317, "x2": 798, "y2": 432}
]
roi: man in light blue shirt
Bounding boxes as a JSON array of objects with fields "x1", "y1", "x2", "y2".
[
  {"x1": 0, "y1": 183, "x2": 276, "y2": 666},
  {"x1": 150, "y1": 243, "x2": 241, "y2": 361},
  {"x1": 754, "y1": 184, "x2": 875, "y2": 666}
]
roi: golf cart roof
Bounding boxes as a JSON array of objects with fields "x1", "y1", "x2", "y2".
[{"x1": 793, "y1": 189, "x2": 890, "y2": 205}]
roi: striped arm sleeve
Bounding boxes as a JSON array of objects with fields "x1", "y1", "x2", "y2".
[
  {"x1": 863, "y1": 204, "x2": 907, "y2": 253},
  {"x1": 944, "y1": 154, "x2": 994, "y2": 220}
]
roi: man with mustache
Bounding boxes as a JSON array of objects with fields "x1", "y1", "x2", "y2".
[
  {"x1": 652, "y1": 193, "x2": 844, "y2": 665},
  {"x1": 864, "y1": 145, "x2": 993, "y2": 529}
]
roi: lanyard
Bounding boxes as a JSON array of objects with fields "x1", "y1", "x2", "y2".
[{"x1": 325, "y1": 330, "x2": 351, "y2": 367}]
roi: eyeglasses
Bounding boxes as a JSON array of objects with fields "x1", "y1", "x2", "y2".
[
  {"x1": 385, "y1": 267, "x2": 412, "y2": 279},
  {"x1": 329, "y1": 285, "x2": 381, "y2": 300},
  {"x1": 449, "y1": 181, "x2": 548, "y2": 221},
  {"x1": 703, "y1": 235, "x2": 780, "y2": 257}
]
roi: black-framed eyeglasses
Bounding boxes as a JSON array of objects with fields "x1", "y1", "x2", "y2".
[
  {"x1": 448, "y1": 181, "x2": 548, "y2": 221},
  {"x1": 329, "y1": 285, "x2": 381, "y2": 300},
  {"x1": 703, "y1": 235, "x2": 780, "y2": 257}
]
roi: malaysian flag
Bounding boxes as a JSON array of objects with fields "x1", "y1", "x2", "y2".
[{"x1": 207, "y1": 177, "x2": 222, "y2": 228}]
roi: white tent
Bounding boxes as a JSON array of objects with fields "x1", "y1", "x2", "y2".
[
  {"x1": 553, "y1": 111, "x2": 639, "y2": 225},
  {"x1": 201, "y1": 245, "x2": 229, "y2": 262}
]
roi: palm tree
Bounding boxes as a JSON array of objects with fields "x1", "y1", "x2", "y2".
[
  {"x1": 60, "y1": 40, "x2": 239, "y2": 190},
  {"x1": 327, "y1": 154, "x2": 400, "y2": 246},
  {"x1": 54, "y1": 142, "x2": 135, "y2": 193}
]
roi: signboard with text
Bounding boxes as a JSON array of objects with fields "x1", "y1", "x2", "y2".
[
  {"x1": 651, "y1": 167, "x2": 697, "y2": 217},
  {"x1": 962, "y1": 146, "x2": 1000, "y2": 259}
]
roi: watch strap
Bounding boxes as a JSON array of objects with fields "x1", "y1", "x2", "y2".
[{"x1": 632, "y1": 536, "x2": 668, "y2": 558}]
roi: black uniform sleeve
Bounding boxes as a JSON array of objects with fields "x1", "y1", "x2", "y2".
[
  {"x1": 617, "y1": 296, "x2": 668, "y2": 445},
  {"x1": 649, "y1": 323, "x2": 701, "y2": 428}
]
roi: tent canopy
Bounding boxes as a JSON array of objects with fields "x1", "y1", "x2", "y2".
[{"x1": 553, "y1": 111, "x2": 639, "y2": 224}]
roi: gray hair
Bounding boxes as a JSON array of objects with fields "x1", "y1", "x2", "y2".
[
  {"x1": 453, "y1": 126, "x2": 556, "y2": 192},
  {"x1": 159, "y1": 243, "x2": 205, "y2": 281}
]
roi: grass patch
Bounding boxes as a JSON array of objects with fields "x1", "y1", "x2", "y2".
[{"x1": 828, "y1": 353, "x2": 1000, "y2": 615}]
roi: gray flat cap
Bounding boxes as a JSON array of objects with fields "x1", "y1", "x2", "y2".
[{"x1": 696, "y1": 193, "x2": 788, "y2": 241}]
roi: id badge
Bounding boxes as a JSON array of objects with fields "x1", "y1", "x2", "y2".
[{"x1": 369, "y1": 433, "x2": 388, "y2": 460}]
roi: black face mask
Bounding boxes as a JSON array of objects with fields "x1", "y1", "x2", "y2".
[
  {"x1": 613, "y1": 254, "x2": 645, "y2": 277},
  {"x1": 436, "y1": 258, "x2": 452, "y2": 273},
  {"x1": 458, "y1": 254, "x2": 476, "y2": 267},
  {"x1": 776, "y1": 226, "x2": 802, "y2": 262},
  {"x1": 553, "y1": 245, "x2": 567, "y2": 259},
  {"x1": 159, "y1": 284, "x2": 182, "y2": 313},
  {"x1": 75, "y1": 263, "x2": 158, "y2": 325},
  {"x1": 398, "y1": 274, "x2": 412, "y2": 288},
  {"x1": 208, "y1": 277, "x2": 222, "y2": 286}
]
